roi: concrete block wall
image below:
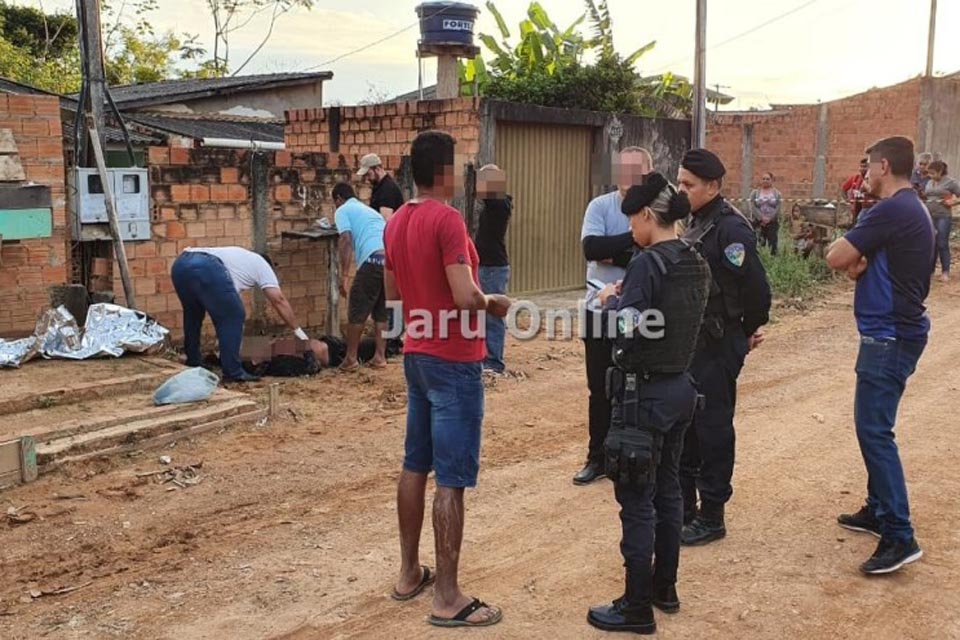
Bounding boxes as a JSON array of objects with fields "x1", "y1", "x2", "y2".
[{"x1": 0, "y1": 94, "x2": 68, "y2": 337}]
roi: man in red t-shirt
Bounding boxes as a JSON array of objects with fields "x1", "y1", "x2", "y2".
[{"x1": 384, "y1": 131, "x2": 511, "y2": 628}]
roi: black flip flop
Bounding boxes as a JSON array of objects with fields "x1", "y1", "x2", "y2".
[
  {"x1": 391, "y1": 566, "x2": 434, "y2": 601},
  {"x1": 427, "y1": 598, "x2": 503, "y2": 628}
]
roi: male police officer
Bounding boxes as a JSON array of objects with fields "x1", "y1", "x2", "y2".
[{"x1": 677, "y1": 149, "x2": 772, "y2": 546}]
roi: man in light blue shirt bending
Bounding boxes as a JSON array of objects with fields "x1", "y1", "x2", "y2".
[{"x1": 333, "y1": 183, "x2": 388, "y2": 371}]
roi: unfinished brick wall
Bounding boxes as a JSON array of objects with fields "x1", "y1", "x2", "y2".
[
  {"x1": 824, "y1": 79, "x2": 922, "y2": 193},
  {"x1": 0, "y1": 94, "x2": 67, "y2": 337},
  {"x1": 707, "y1": 78, "x2": 924, "y2": 204},
  {"x1": 98, "y1": 97, "x2": 483, "y2": 345},
  {"x1": 111, "y1": 146, "x2": 364, "y2": 340},
  {"x1": 285, "y1": 97, "x2": 481, "y2": 168}
]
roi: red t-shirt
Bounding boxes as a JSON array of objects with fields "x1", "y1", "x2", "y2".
[
  {"x1": 842, "y1": 173, "x2": 864, "y2": 194},
  {"x1": 384, "y1": 199, "x2": 485, "y2": 363}
]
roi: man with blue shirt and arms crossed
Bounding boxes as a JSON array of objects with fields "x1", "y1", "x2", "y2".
[
  {"x1": 333, "y1": 182, "x2": 389, "y2": 372},
  {"x1": 827, "y1": 136, "x2": 935, "y2": 575}
]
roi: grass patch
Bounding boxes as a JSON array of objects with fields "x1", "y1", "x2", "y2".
[{"x1": 759, "y1": 247, "x2": 834, "y2": 299}]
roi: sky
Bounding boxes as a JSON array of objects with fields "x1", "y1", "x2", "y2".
[{"x1": 18, "y1": 0, "x2": 960, "y2": 110}]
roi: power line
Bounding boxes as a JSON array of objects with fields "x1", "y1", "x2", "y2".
[
  {"x1": 651, "y1": 0, "x2": 827, "y2": 75},
  {"x1": 301, "y1": 5, "x2": 454, "y2": 71}
]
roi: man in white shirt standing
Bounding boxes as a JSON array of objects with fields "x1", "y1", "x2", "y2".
[
  {"x1": 574, "y1": 147, "x2": 653, "y2": 485},
  {"x1": 171, "y1": 246, "x2": 309, "y2": 383}
]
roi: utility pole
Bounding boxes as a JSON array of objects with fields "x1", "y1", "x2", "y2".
[
  {"x1": 926, "y1": 0, "x2": 937, "y2": 77},
  {"x1": 79, "y1": 0, "x2": 106, "y2": 165},
  {"x1": 78, "y1": 0, "x2": 137, "y2": 309},
  {"x1": 692, "y1": 0, "x2": 707, "y2": 148}
]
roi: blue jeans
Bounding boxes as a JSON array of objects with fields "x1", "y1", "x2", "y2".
[
  {"x1": 478, "y1": 265, "x2": 510, "y2": 372},
  {"x1": 934, "y1": 216, "x2": 951, "y2": 274},
  {"x1": 402, "y1": 354, "x2": 484, "y2": 488},
  {"x1": 854, "y1": 336, "x2": 926, "y2": 542},
  {"x1": 171, "y1": 252, "x2": 247, "y2": 380}
]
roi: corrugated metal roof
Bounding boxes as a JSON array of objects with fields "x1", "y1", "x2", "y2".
[
  {"x1": 125, "y1": 112, "x2": 283, "y2": 143},
  {"x1": 71, "y1": 72, "x2": 332, "y2": 109},
  {"x1": 62, "y1": 120, "x2": 161, "y2": 145}
]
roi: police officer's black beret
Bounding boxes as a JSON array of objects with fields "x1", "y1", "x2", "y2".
[
  {"x1": 681, "y1": 148, "x2": 726, "y2": 180},
  {"x1": 622, "y1": 172, "x2": 668, "y2": 216}
]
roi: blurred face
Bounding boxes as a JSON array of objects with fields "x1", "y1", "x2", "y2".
[
  {"x1": 918, "y1": 159, "x2": 930, "y2": 175},
  {"x1": 431, "y1": 163, "x2": 457, "y2": 199},
  {"x1": 859, "y1": 162, "x2": 868, "y2": 177},
  {"x1": 930, "y1": 166, "x2": 945, "y2": 181},
  {"x1": 677, "y1": 168, "x2": 720, "y2": 214},
  {"x1": 615, "y1": 151, "x2": 651, "y2": 190},
  {"x1": 628, "y1": 208, "x2": 656, "y2": 247},
  {"x1": 761, "y1": 174, "x2": 773, "y2": 188},
  {"x1": 477, "y1": 168, "x2": 507, "y2": 198},
  {"x1": 365, "y1": 166, "x2": 385, "y2": 185}
]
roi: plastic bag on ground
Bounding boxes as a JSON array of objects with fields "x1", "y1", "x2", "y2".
[{"x1": 153, "y1": 367, "x2": 220, "y2": 406}]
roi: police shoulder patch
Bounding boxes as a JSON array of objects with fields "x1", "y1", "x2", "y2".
[{"x1": 724, "y1": 242, "x2": 746, "y2": 267}]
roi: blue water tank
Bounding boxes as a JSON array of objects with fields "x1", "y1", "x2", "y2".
[{"x1": 416, "y1": 2, "x2": 479, "y2": 47}]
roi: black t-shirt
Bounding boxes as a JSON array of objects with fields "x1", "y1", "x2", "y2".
[
  {"x1": 370, "y1": 175, "x2": 404, "y2": 213},
  {"x1": 475, "y1": 196, "x2": 512, "y2": 267}
]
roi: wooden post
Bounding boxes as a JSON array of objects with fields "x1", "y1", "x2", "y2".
[
  {"x1": 88, "y1": 119, "x2": 137, "y2": 310},
  {"x1": 326, "y1": 238, "x2": 341, "y2": 338},
  {"x1": 268, "y1": 383, "x2": 280, "y2": 418}
]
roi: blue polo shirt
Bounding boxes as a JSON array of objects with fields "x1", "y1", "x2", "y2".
[
  {"x1": 334, "y1": 197, "x2": 386, "y2": 266},
  {"x1": 844, "y1": 188, "x2": 934, "y2": 341}
]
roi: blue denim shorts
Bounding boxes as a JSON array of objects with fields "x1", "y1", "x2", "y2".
[{"x1": 402, "y1": 354, "x2": 484, "y2": 488}]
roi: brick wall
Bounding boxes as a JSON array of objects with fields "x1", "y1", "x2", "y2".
[
  {"x1": 707, "y1": 78, "x2": 924, "y2": 203},
  {"x1": 97, "y1": 97, "x2": 482, "y2": 345},
  {"x1": 285, "y1": 97, "x2": 481, "y2": 167},
  {"x1": 824, "y1": 79, "x2": 922, "y2": 192},
  {"x1": 109, "y1": 146, "x2": 357, "y2": 338},
  {"x1": 0, "y1": 94, "x2": 67, "y2": 337}
]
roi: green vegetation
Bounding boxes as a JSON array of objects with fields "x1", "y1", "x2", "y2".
[
  {"x1": 461, "y1": 1, "x2": 731, "y2": 118},
  {"x1": 0, "y1": 0, "x2": 313, "y2": 94},
  {"x1": 759, "y1": 241, "x2": 835, "y2": 301}
]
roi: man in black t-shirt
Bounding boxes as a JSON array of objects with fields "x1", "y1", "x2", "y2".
[
  {"x1": 358, "y1": 153, "x2": 405, "y2": 221},
  {"x1": 474, "y1": 164, "x2": 513, "y2": 374}
]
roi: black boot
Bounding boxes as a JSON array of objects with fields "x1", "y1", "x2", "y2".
[
  {"x1": 652, "y1": 584, "x2": 680, "y2": 613},
  {"x1": 588, "y1": 568, "x2": 656, "y2": 635},
  {"x1": 681, "y1": 501, "x2": 726, "y2": 546}
]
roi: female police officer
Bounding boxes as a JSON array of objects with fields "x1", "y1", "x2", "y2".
[{"x1": 587, "y1": 173, "x2": 711, "y2": 635}]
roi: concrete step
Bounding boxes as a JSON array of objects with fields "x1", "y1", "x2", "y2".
[{"x1": 37, "y1": 397, "x2": 265, "y2": 470}]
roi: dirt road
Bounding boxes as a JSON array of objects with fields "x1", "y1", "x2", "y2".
[{"x1": 2, "y1": 281, "x2": 959, "y2": 640}]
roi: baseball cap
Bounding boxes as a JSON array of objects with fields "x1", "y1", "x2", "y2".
[{"x1": 356, "y1": 154, "x2": 382, "y2": 176}]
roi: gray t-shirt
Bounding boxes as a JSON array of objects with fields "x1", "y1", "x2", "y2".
[
  {"x1": 924, "y1": 177, "x2": 960, "y2": 219},
  {"x1": 185, "y1": 247, "x2": 280, "y2": 292},
  {"x1": 580, "y1": 190, "x2": 630, "y2": 286}
]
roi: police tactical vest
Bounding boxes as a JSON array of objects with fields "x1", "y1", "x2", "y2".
[
  {"x1": 614, "y1": 240, "x2": 711, "y2": 374},
  {"x1": 685, "y1": 200, "x2": 748, "y2": 324}
]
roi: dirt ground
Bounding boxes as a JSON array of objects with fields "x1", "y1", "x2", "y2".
[{"x1": 2, "y1": 280, "x2": 959, "y2": 640}]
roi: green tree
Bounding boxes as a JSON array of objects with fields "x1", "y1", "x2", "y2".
[
  {"x1": 0, "y1": 1, "x2": 205, "y2": 92},
  {"x1": 465, "y1": 0, "x2": 716, "y2": 118}
]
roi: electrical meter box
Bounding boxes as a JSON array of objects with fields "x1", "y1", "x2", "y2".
[{"x1": 70, "y1": 168, "x2": 151, "y2": 241}]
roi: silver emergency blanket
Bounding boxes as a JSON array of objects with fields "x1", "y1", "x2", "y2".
[{"x1": 0, "y1": 303, "x2": 168, "y2": 368}]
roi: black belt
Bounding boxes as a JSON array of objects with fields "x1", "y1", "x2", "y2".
[{"x1": 365, "y1": 253, "x2": 386, "y2": 266}]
